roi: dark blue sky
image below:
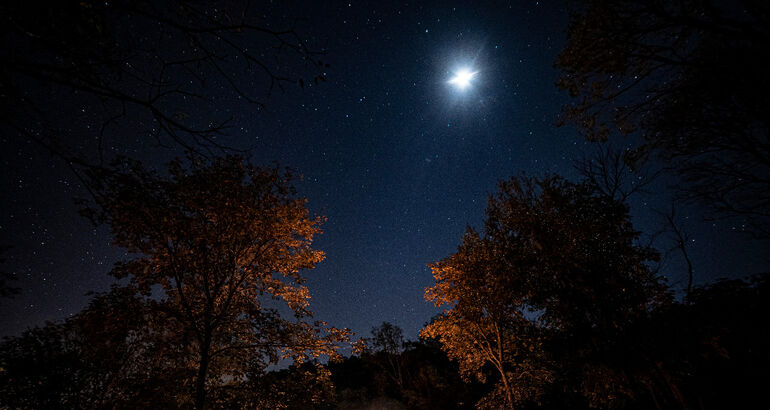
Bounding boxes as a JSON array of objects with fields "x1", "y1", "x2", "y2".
[{"x1": 2, "y1": 1, "x2": 766, "y2": 340}]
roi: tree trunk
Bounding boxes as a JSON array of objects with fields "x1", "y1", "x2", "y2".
[
  {"x1": 655, "y1": 361, "x2": 689, "y2": 410},
  {"x1": 499, "y1": 368, "x2": 515, "y2": 409},
  {"x1": 645, "y1": 379, "x2": 662, "y2": 410},
  {"x1": 195, "y1": 329, "x2": 212, "y2": 410}
]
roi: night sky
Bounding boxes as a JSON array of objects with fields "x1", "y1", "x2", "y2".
[{"x1": 1, "y1": 1, "x2": 766, "y2": 341}]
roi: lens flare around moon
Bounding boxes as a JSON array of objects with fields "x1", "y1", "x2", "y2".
[{"x1": 448, "y1": 68, "x2": 478, "y2": 90}]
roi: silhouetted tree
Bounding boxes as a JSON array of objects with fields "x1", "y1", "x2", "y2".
[
  {"x1": 574, "y1": 144, "x2": 701, "y2": 297},
  {"x1": 574, "y1": 143, "x2": 660, "y2": 203},
  {"x1": 332, "y1": 323, "x2": 477, "y2": 409},
  {"x1": 0, "y1": 285, "x2": 183, "y2": 408},
  {"x1": 422, "y1": 175, "x2": 669, "y2": 408},
  {"x1": 219, "y1": 361, "x2": 336, "y2": 409},
  {"x1": 363, "y1": 322, "x2": 408, "y2": 392},
  {"x1": 398, "y1": 337, "x2": 481, "y2": 410},
  {"x1": 2, "y1": 0, "x2": 327, "y2": 161},
  {"x1": 0, "y1": 322, "x2": 99, "y2": 409},
  {"x1": 328, "y1": 355, "x2": 378, "y2": 407},
  {"x1": 557, "y1": 0, "x2": 770, "y2": 237},
  {"x1": 81, "y1": 155, "x2": 348, "y2": 409},
  {"x1": 614, "y1": 275, "x2": 770, "y2": 409},
  {"x1": 368, "y1": 322, "x2": 406, "y2": 356},
  {"x1": 672, "y1": 276, "x2": 770, "y2": 409},
  {"x1": 655, "y1": 206, "x2": 696, "y2": 298},
  {"x1": 0, "y1": 322, "x2": 88, "y2": 409}
]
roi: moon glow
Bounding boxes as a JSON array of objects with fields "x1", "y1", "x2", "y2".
[{"x1": 448, "y1": 68, "x2": 478, "y2": 90}]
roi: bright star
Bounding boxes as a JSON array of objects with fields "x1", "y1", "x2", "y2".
[{"x1": 448, "y1": 68, "x2": 478, "y2": 90}]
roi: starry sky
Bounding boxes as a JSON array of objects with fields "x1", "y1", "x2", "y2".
[{"x1": 1, "y1": 1, "x2": 767, "y2": 340}]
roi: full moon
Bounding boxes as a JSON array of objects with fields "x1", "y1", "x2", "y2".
[{"x1": 448, "y1": 68, "x2": 478, "y2": 90}]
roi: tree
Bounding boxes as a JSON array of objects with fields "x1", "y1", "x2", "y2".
[
  {"x1": 0, "y1": 322, "x2": 89, "y2": 409},
  {"x1": 82, "y1": 155, "x2": 348, "y2": 409},
  {"x1": 331, "y1": 323, "x2": 478, "y2": 409},
  {"x1": 422, "y1": 175, "x2": 668, "y2": 408},
  {"x1": 574, "y1": 144, "x2": 702, "y2": 298},
  {"x1": 612, "y1": 275, "x2": 770, "y2": 409},
  {"x1": 2, "y1": 0, "x2": 327, "y2": 160},
  {"x1": 0, "y1": 285, "x2": 182, "y2": 409},
  {"x1": 225, "y1": 362, "x2": 336, "y2": 409},
  {"x1": 362, "y1": 322, "x2": 408, "y2": 394},
  {"x1": 574, "y1": 143, "x2": 660, "y2": 204},
  {"x1": 421, "y1": 308, "x2": 550, "y2": 409},
  {"x1": 655, "y1": 206, "x2": 696, "y2": 298},
  {"x1": 556, "y1": 0, "x2": 770, "y2": 237},
  {"x1": 368, "y1": 322, "x2": 406, "y2": 356}
]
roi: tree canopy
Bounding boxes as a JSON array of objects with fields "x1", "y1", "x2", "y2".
[
  {"x1": 81, "y1": 155, "x2": 348, "y2": 408},
  {"x1": 2, "y1": 0, "x2": 326, "y2": 159},
  {"x1": 556, "y1": 0, "x2": 770, "y2": 237},
  {"x1": 422, "y1": 175, "x2": 668, "y2": 408}
]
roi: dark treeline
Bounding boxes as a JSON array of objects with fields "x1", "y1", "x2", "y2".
[{"x1": 1, "y1": 274, "x2": 768, "y2": 409}]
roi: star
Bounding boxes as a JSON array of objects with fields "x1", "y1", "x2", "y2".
[{"x1": 448, "y1": 68, "x2": 478, "y2": 90}]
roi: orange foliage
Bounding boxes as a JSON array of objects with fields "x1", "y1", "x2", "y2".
[{"x1": 84, "y1": 155, "x2": 349, "y2": 408}]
